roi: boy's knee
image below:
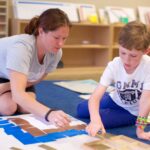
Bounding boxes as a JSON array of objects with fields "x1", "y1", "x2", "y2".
[{"x1": 77, "y1": 101, "x2": 90, "y2": 118}]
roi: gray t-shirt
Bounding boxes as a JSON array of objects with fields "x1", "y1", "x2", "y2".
[{"x1": 0, "y1": 34, "x2": 62, "y2": 82}]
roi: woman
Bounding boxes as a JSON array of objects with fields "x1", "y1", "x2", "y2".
[{"x1": 0, "y1": 8, "x2": 71, "y2": 127}]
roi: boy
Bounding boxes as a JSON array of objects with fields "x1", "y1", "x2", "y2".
[{"x1": 77, "y1": 21, "x2": 150, "y2": 140}]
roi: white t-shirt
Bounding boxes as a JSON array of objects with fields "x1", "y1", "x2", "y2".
[
  {"x1": 100, "y1": 55, "x2": 150, "y2": 116},
  {"x1": 0, "y1": 34, "x2": 62, "y2": 82}
]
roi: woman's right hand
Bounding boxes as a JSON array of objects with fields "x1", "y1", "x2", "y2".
[
  {"x1": 48, "y1": 110, "x2": 71, "y2": 127},
  {"x1": 86, "y1": 120, "x2": 106, "y2": 137}
]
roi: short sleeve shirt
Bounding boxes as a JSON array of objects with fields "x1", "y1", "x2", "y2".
[
  {"x1": 0, "y1": 34, "x2": 62, "y2": 82},
  {"x1": 100, "y1": 55, "x2": 150, "y2": 116}
]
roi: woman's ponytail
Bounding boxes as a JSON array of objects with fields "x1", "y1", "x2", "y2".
[{"x1": 24, "y1": 16, "x2": 39, "y2": 36}]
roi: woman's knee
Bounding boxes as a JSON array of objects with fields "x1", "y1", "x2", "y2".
[
  {"x1": 0, "y1": 93, "x2": 17, "y2": 115},
  {"x1": 0, "y1": 102, "x2": 17, "y2": 116}
]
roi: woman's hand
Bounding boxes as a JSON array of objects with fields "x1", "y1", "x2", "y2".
[
  {"x1": 136, "y1": 128, "x2": 150, "y2": 140},
  {"x1": 86, "y1": 120, "x2": 106, "y2": 137},
  {"x1": 48, "y1": 110, "x2": 71, "y2": 127}
]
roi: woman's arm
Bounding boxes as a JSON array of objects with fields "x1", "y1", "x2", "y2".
[
  {"x1": 136, "y1": 90, "x2": 150, "y2": 140},
  {"x1": 9, "y1": 70, "x2": 70, "y2": 126},
  {"x1": 0, "y1": 73, "x2": 48, "y2": 94},
  {"x1": 27, "y1": 73, "x2": 48, "y2": 86}
]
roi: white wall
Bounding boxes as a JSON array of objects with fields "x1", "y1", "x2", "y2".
[{"x1": 31, "y1": 0, "x2": 150, "y2": 8}]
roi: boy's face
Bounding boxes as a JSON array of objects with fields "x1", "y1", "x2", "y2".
[{"x1": 119, "y1": 45, "x2": 144, "y2": 74}]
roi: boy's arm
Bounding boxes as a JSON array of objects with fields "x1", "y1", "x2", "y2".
[
  {"x1": 86, "y1": 84, "x2": 107, "y2": 136},
  {"x1": 136, "y1": 90, "x2": 150, "y2": 140},
  {"x1": 89, "y1": 84, "x2": 107, "y2": 122}
]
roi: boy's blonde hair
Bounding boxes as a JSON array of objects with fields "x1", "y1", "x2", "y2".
[{"x1": 118, "y1": 21, "x2": 150, "y2": 51}]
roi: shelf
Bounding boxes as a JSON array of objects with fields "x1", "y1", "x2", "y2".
[
  {"x1": 112, "y1": 44, "x2": 119, "y2": 49},
  {"x1": 0, "y1": 31, "x2": 6, "y2": 34},
  {"x1": 0, "y1": 6, "x2": 6, "y2": 8},
  {"x1": 0, "y1": 12, "x2": 6, "y2": 15},
  {"x1": 0, "y1": 0, "x2": 8, "y2": 37},
  {"x1": 72, "y1": 22, "x2": 109, "y2": 27},
  {"x1": 111, "y1": 24, "x2": 124, "y2": 49},
  {"x1": 111, "y1": 23, "x2": 125, "y2": 27},
  {"x1": 44, "y1": 67, "x2": 105, "y2": 81},
  {"x1": 63, "y1": 44, "x2": 109, "y2": 49},
  {"x1": 0, "y1": 22, "x2": 6, "y2": 24}
]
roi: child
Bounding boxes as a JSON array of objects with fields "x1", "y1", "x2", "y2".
[
  {"x1": 0, "y1": 8, "x2": 71, "y2": 127},
  {"x1": 77, "y1": 21, "x2": 150, "y2": 140}
]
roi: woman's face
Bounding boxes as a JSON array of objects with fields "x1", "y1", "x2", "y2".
[
  {"x1": 38, "y1": 26, "x2": 70, "y2": 54},
  {"x1": 119, "y1": 45, "x2": 144, "y2": 74}
]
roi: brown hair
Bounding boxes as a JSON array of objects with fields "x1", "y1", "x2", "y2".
[
  {"x1": 24, "y1": 8, "x2": 71, "y2": 36},
  {"x1": 118, "y1": 21, "x2": 150, "y2": 51}
]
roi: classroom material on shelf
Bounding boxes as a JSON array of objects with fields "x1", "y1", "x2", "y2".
[
  {"x1": 98, "y1": 8, "x2": 108, "y2": 24},
  {"x1": 83, "y1": 134, "x2": 150, "y2": 150},
  {"x1": 77, "y1": 4, "x2": 99, "y2": 23},
  {"x1": 0, "y1": 113, "x2": 99, "y2": 149},
  {"x1": 0, "y1": 0, "x2": 9, "y2": 37},
  {"x1": 138, "y1": 6, "x2": 150, "y2": 24},
  {"x1": 12, "y1": 0, "x2": 79, "y2": 22},
  {"x1": 105, "y1": 6, "x2": 136, "y2": 24}
]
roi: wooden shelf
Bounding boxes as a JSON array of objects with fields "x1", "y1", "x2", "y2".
[
  {"x1": 112, "y1": 44, "x2": 119, "y2": 49},
  {"x1": 0, "y1": 0, "x2": 8, "y2": 37},
  {"x1": 63, "y1": 44, "x2": 109, "y2": 49},
  {"x1": 72, "y1": 23, "x2": 109, "y2": 27},
  {"x1": 44, "y1": 67, "x2": 105, "y2": 81}
]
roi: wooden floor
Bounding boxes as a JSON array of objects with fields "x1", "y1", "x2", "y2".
[{"x1": 44, "y1": 67, "x2": 105, "y2": 81}]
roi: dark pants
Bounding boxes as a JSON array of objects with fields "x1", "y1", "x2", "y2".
[{"x1": 77, "y1": 92, "x2": 137, "y2": 129}]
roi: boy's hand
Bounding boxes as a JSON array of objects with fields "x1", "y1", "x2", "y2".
[
  {"x1": 86, "y1": 120, "x2": 106, "y2": 137},
  {"x1": 136, "y1": 128, "x2": 150, "y2": 140}
]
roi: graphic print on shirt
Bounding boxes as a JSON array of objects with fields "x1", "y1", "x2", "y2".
[{"x1": 116, "y1": 79, "x2": 143, "y2": 105}]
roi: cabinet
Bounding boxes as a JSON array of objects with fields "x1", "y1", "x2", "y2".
[
  {"x1": 111, "y1": 24, "x2": 124, "y2": 58},
  {"x1": 11, "y1": 19, "x2": 124, "y2": 81},
  {"x1": 0, "y1": 0, "x2": 8, "y2": 37},
  {"x1": 63, "y1": 23, "x2": 111, "y2": 68}
]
